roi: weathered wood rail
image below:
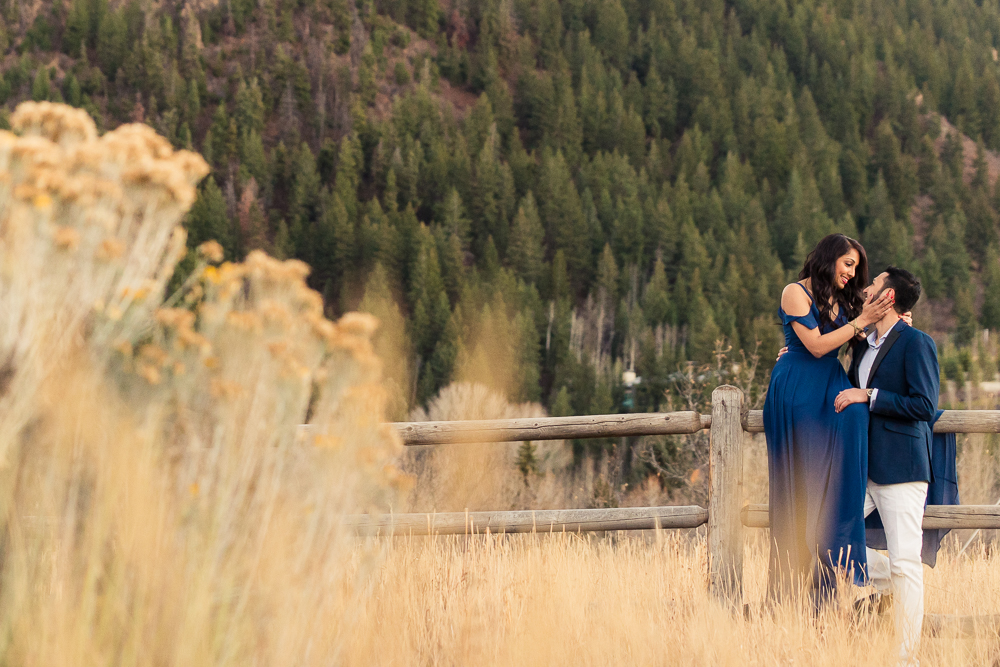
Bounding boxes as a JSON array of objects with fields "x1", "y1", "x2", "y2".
[
  {"x1": 394, "y1": 411, "x2": 710, "y2": 445},
  {"x1": 741, "y1": 503, "x2": 1000, "y2": 529},
  {"x1": 393, "y1": 408, "x2": 1000, "y2": 443},
  {"x1": 347, "y1": 505, "x2": 708, "y2": 535},
  {"x1": 364, "y1": 387, "x2": 1000, "y2": 602}
]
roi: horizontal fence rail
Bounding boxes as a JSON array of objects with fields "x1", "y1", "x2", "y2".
[
  {"x1": 393, "y1": 410, "x2": 1000, "y2": 444},
  {"x1": 347, "y1": 505, "x2": 708, "y2": 535},
  {"x1": 741, "y1": 410, "x2": 1000, "y2": 434},
  {"x1": 350, "y1": 504, "x2": 1000, "y2": 536},
  {"x1": 393, "y1": 412, "x2": 710, "y2": 446},
  {"x1": 741, "y1": 503, "x2": 1000, "y2": 530}
]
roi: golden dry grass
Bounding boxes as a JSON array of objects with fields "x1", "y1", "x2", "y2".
[{"x1": 342, "y1": 533, "x2": 1000, "y2": 667}]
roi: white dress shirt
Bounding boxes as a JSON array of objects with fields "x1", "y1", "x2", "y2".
[{"x1": 857, "y1": 323, "x2": 895, "y2": 408}]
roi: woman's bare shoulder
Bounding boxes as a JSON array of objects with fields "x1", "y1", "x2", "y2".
[{"x1": 781, "y1": 282, "x2": 811, "y2": 317}]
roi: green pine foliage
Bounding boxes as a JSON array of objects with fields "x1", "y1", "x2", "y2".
[{"x1": 5, "y1": 0, "x2": 1000, "y2": 419}]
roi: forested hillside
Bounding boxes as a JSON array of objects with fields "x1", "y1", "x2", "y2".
[{"x1": 3, "y1": 0, "x2": 1000, "y2": 420}]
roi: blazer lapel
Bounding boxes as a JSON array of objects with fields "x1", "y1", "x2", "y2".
[{"x1": 867, "y1": 320, "x2": 905, "y2": 385}]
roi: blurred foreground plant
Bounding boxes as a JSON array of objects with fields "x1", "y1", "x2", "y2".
[{"x1": 0, "y1": 102, "x2": 404, "y2": 664}]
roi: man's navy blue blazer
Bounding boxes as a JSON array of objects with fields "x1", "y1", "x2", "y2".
[{"x1": 848, "y1": 319, "x2": 940, "y2": 485}]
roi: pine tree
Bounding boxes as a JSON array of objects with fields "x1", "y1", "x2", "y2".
[
  {"x1": 31, "y1": 68, "x2": 51, "y2": 102},
  {"x1": 426, "y1": 304, "x2": 460, "y2": 401},
  {"x1": 686, "y1": 270, "x2": 722, "y2": 363},
  {"x1": 980, "y1": 74, "x2": 1000, "y2": 150},
  {"x1": 289, "y1": 142, "x2": 321, "y2": 233},
  {"x1": 186, "y1": 78, "x2": 201, "y2": 123},
  {"x1": 434, "y1": 225, "x2": 465, "y2": 302},
  {"x1": 465, "y1": 94, "x2": 495, "y2": 159},
  {"x1": 920, "y1": 247, "x2": 945, "y2": 300},
  {"x1": 551, "y1": 386, "x2": 572, "y2": 417},
  {"x1": 551, "y1": 76, "x2": 582, "y2": 166},
  {"x1": 335, "y1": 133, "x2": 362, "y2": 221},
  {"x1": 594, "y1": 0, "x2": 629, "y2": 69},
  {"x1": 952, "y1": 53, "x2": 981, "y2": 139},
  {"x1": 470, "y1": 125, "x2": 506, "y2": 255},
  {"x1": 235, "y1": 77, "x2": 266, "y2": 137},
  {"x1": 439, "y1": 188, "x2": 471, "y2": 250},
  {"x1": 539, "y1": 149, "x2": 590, "y2": 290},
  {"x1": 239, "y1": 130, "x2": 267, "y2": 184},
  {"x1": 773, "y1": 167, "x2": 834, "y2": 266},
  {"x1": 273, "y1": 219, "x2": 294, "y2": 259},
  {"x1": 644, "y1": 62, "x2": 674, "y2": 138},
  {"x1": 185, "y1": 176, "x2": 231, "y2": 254},
  {"x1": 964, "y1": 188, "x2": 998, "y2": 262},
  {"x1": 96, "y1": 7, "x2": 127, "y2": 79},
  {"x1": 358, "y1": 42, "x2": 378, "y2": 106},
  {"x1": 863, "y1": 173, "x2": 913, "y2": 274},
  {"x1": 63, "y1": 0, "x2": 90, "y2": 57},
  {"x1": 980, "y1": 248, "x2": 1000, "y2": 331},
  {"x1": 596, "y1": 243, "x2": 619, "y2": 311},
  {"x1": 515, "y1": 309, "x2": 542, "y2": 402},
  {"x1": 954, "y1": 285, "x2": 977, "y2": 346},
  {"x1": 508, "y1": 192, "x2": 544, "y2": 285},
  {"x1": 179, "y1": 123, "x2": 193, "y2": 150},
  {"x1": 409, "y1": 0, "x2": 440, "y2": 38},
  {"x1": 328, "y1": 192, "x2": 354, "y2": 283},
  {"x1": 642, "y1": 256, "x2": 672, "y2": 325},
  {"x1": 872, "y1": 119, "x2": 919, "y2": 220},
  {"x1": 208, "y1": 104, "x2": 231, "y2": 168},
  {"x1": 676, "y1": 218, "x2": 710, "y2": 322},
  {"x1": 64, "y1": 73, "x2": 81, "y2": 107}
]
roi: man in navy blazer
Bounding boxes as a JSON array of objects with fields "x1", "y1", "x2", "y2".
[{"x1": 834, "y1": 266, "x2": 939, "y2": 666}]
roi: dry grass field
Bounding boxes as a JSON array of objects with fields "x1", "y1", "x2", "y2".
[
  {"x1": 347, "y1": 424, "x2": 1000, "y2": 666},
  {"x1": 4, "y1": 101, "x2": 1000, "y2": 666},
  {"x1": 339, "y1": 533, "x2": 1000, "y2": 667}
]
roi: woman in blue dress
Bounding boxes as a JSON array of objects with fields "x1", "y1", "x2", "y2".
[{"x1": 764, "y1": 233, "x2": 895, "y2": 602}]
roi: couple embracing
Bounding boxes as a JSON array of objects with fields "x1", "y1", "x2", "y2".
[{"x1": 763, "y1": 233, "x2": 957, "y2": 666}]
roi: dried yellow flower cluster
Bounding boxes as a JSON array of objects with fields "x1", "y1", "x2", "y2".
[
  {"x1": 0, "y1": 100, "x2": 403, "y2": 492},
  {"x1": 0, "y1": 102, "x2": 207, "y2": 462},
  {"x1": 115, "y1": 246, "x2": 405, "y2": 502}
]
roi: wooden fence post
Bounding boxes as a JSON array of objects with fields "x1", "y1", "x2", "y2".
[{"x1": 708, "y1": 385, "x2": 744, "y2": 603}]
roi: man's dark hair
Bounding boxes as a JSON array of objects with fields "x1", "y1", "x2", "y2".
[{"x1": 882, "y1": 266, "x2": 921, "y2": 314}]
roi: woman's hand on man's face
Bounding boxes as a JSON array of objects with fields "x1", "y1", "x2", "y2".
[{"x1": 776, "y1": 311, "x2": 911, "y2": 362}]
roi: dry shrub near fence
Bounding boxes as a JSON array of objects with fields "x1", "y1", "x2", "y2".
[
  {"x1": 399, "y1": 381, "x2": 706, "y2": 513},
  {"x1": 0, "y1": 102, "x2": 405, "y2": 664},
  {"x1": 402, "y1": 382, "x2": 576, "y2": 511}
]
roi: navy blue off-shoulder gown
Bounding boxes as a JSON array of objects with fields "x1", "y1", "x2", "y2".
[{"x1": 763, "y1": 284, "x2": 869, "y2": 599}]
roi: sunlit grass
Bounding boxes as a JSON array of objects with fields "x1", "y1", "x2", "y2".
[{"x1": 341, "y1": 532, "x2": 1000, "y2": 667}]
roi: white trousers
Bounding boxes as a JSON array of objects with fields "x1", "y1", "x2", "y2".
[{"x1": 864, "y1": 479, "x2": 928, "y2": 666}]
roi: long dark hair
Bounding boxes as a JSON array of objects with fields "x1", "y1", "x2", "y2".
[{"x1": 798, "y1": 234, "x2": 868, "y2": 327}]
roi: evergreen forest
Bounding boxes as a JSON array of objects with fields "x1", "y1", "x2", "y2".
[{"x1": 3, "y1": 0, "x2": 1000, "y2": 426}]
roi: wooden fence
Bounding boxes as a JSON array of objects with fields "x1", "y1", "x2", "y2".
[{"x1": 358, "y1": 386, "x2": 1000, "y2": 601}]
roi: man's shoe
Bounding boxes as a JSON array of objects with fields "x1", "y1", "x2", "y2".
[{"x1": 854, "y1": 592, "x2": 892, "y2": 617}]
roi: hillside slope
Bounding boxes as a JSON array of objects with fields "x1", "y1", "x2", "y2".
[{"x1": 3, "y1": 0, "x2": 1000, "y2": 421}]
